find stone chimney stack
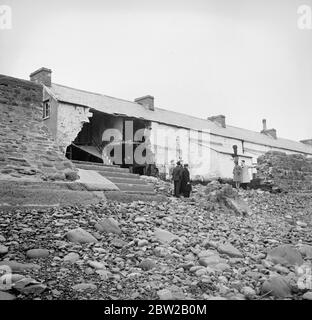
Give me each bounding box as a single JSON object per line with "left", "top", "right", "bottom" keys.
{"left": 30, "top": 67, "right": 52, "bottom": 87}
{"left": 135, "top": 95, "right": 154, "bottom": 111}
{"left": 208, "top": 115, "right": 226, "bottom": 128}
{"left": 261, "top": 119, "right": 277, "bottom": 139}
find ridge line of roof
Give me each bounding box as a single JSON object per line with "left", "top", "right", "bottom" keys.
{"left": 50, "top": 82, "right": 311, "bottom": 153}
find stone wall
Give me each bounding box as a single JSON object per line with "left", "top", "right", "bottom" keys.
{"left": 0, "top": 74, "right": 78, "bottom": 181}
{"left": 256, "top": 151, "right": 312, "bottom": 192}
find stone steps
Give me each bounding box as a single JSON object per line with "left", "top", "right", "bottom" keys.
{"left": 96, "top": 170, "right": 140, "bottom": 179}
{"left": 72, "top": 161, "right": 155, "bottom": 195}
{"left": 73, "top": 162, "right": 130, "bottom": 173}
{"left": 114, "top": 182, "right": 155, "bottom": 193}
{"left": 106, "top": 176, "right": 147, "bottom": 185}
{"left": 72, "top": 160, "right": 120, "bottom": 169}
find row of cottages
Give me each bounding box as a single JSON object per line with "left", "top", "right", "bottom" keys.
{"left": 29, "top": 67, "right": 312, "bottom": 181}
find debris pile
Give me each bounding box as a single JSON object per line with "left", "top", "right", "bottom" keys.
{"left": 257, "top": 151, "right": 312, "bottom": 192}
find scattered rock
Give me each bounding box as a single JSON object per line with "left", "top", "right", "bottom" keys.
{"left": 137, "top": 239, "right": 149, "bottom": 247}
{"left": 26, "top": 248, "right": 49, "bottom": 259}
{"left": 298, "top": 244, "right": 312, "bottom": 259}
{"left": 0, "top": 291, "right": 16, "bottom": 300}
{"left": 267, "top": 244, "right": 303, "bottom": 267}
{"left": 261, "top": 276, "right": 292, "bottom": 298}
{"left": 199, "top": 255, "right": 225, "bottom": 267}
{"left": 302, "top": 291, "right": 312, "bottom": 300}
{"left": 87, "top": 260, "right": 106, "bottom": 270}
{"left": 72, "top": 283, "right": 97, "bottom": 291}
{"left": 154, "top": 228, "right": 178, "bottom": 244}
{"left": 66, "top": 228, "right": 98, "bottom": 243}
{"left": 111, "top": 239, "right": 127, "bottom": 248}
{"left": 0, "top": 245, "right": 8, "bottom": 255}
{"left": 14, "top": 278, "right": 47, "bottom": 295}
{"left": 139, "top": 259, "right": 156, "bottom": 271}
{"left": 241, "top": 286, "right": 256, "bottom": 299}
{"left": 225, "top": 198, "right": 252, "bottom": 216}
{"left": 296, "top": 221, "right": 307, "bottom": 227}
{"left": 63, "top": 252, "right": 80, "bottom": 263}
{"left": 217, "top": 243, "right": 243, "bottom": 258}
{"left": 157, "top": 289, "right": 173, "bottom": 300}
{"left": 96, "top": 270, "right": 111, "bottom": 280}
{"left": 94, "top": 218, "right": 121, "bottom": 235}
{"left": 0, "top": 261, "right": 40, "bottom": 273}
{"left": 134, "top": 217, "right": 146, "bottom": 223}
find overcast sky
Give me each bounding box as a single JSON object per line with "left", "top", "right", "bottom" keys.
{"left": 1, "top": 0, "right": 311, "bottom": 141}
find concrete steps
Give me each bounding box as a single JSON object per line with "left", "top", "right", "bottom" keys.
{"left": 106, "top": 176, "right": 147, "bottom": 185}
{"left": 73, "top": 161, "right": 129, "bottom": 173}
{"left": 114, "top": 182, "right": 155, "bottom": 193}
{"left": 72, "top": 160, "right": 155, "bottom": 195}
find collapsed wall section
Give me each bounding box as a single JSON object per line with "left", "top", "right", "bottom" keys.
{"left": 0, "top": 74, "right": 78, "bottom": 181}
{"left": 56, "top": 102, "right": 93, "bottom": 152}
{"left": 257, "top": 151, "right": 312, "bottom": 192}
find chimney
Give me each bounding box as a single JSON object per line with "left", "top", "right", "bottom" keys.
{"left": 260, "top": 119, "right": 277, "bottom": 139}
{"left": 300, "top": 139, "right": 312, "bottom": 146}
{"left": 30, "top": 67, "right": 52, "bottom": 87}
{"left": 134, "top": 95, "right": 154, "bottom": 111}
{"left": 208, "top": 115, "right": 226, "bottom": 128}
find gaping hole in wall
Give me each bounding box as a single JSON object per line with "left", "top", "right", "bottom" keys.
{"left": 65, "top": 110, "right": 155, "bottom": 175}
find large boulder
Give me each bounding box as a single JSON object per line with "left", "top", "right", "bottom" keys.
{"left": 26, "top": 249, "right": 49, "bottom": 259}
{"left": 63, "top": 252, "right": 80, "bottom": 263}
{"left": 298, "top": 244, "right": 312, "bottom": 259}
{"left": 225, "top": 198, "right": 253, "bottom": 216}
{"left": 0, "top": 291, "right": 16, "bottom": 300}
{"left": 0, "top": 245, "right": 8, "bottom": 255}
{"left": 217, "top": 243, "right": 244, "bottom": 258}
{"left": 267, "top": 244, "right": 303, "bottom": 267}
{"left": 139, "top": 259, "right": 156, "bottom": 271}
{"left": 199, "top": 254, "right": 226, "bottom": 267}
{"left": 0, "top": 260, "right": 40, "bottom": 273}
{"left": 261, "top": 276, "right": 292, "bottom": 298}
{"left": 14, "top": 278, "right": 47, "bottom": 295}
{"left": 94, "top": 218, "right": 121, "bottom": 235}
{"left": 66, "top": 228, "right": 98, "bottom": 244}
{"left": 154, "top": 228, "right": 178, "bottom": 244}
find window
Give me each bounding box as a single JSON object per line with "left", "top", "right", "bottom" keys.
{"left": 43, "top": 101, "right": 50, "bottom": 119}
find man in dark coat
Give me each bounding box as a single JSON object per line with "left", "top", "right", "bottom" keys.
{"left": 181, "top": 164, "right": 191, "bottom": 197}
{"left": 172, "top": 161, "right": 183, "bottom": 197}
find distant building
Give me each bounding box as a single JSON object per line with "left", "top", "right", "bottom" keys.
{"left": 29, "top": 67, "right": 312, "bottom": 180}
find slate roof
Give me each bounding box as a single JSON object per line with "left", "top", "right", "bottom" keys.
{"left": 46, "top": 83, "right": 312, "bottom": 155}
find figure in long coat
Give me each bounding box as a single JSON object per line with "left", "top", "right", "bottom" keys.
{"left": 181, "top": 164, "right": 192, "bottom": 197}
{"left": 172, "top": 161, "right": 183, "bottom": 197}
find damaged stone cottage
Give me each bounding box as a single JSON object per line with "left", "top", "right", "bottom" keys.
{"left": 2, "top": 67, "right": 312, "bottom": 190}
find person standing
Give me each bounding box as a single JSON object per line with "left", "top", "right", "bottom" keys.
{"left": 233, "top": 159, "right": 242, "bottom": 189}
{"left": 168, "top": 160, "right": 175, "bottom": 181}
{"left": 181, "top": 164, "right": 192, "bottom": 197}
{"left": 172, "top": 161, "right": 183, "bottom": 197}
{"left": 240, "top": 160, "right": 251, "bottom": 189}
